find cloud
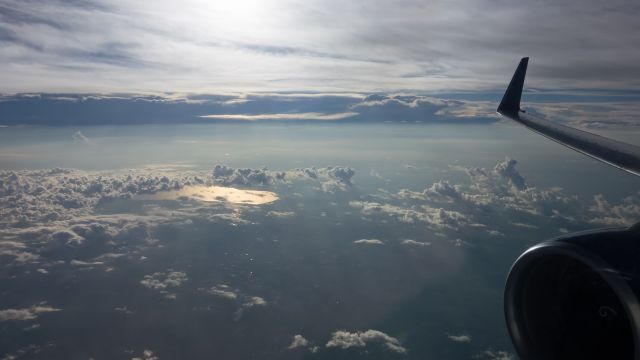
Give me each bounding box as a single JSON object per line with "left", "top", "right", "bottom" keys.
{"left": 242, "top": 296, "right": 267, "bottom": 308}
{"left": 267, "top": 211, "right": 295, "bottom": 218}
{"left": 204, "top": 284, "right": 238, "bottom": 300}
{"left": 0, "top": 344, "right": 44, "bottom": 360}
{"left": 493, "top": 158, "right": 526, "bottom": 191}
{"left": 140, "top": 271, "right": 187, "bottom": 299}
{"left": 132, "top": 349, "right": 159, "bottom": 360}
{"left": 589, "top": 193, "right": 640, "bottom": 226}
{"left": 211, "top": 165, "right": 355, "bottom": 191}
{"left": 288, "top": 334, "right": 310, "bottom": 349}
{"left": 0, "top": 305, "right": 61, "bottom": 321}
{"left": 72, "top": 130, "right": 91, "bottom": 144}
{"left": 351, "top": 94, "right": 499, "bottom": 122}
{"left": 401, "top": 239, "right": 431, "bottom": 246}
{"left": 353, "top": 239, "right": 384, "bottom": 245}
{"left": 200, "top": 112, "right": 358, "bottom": 121}
{"left": 69, "top": 259, "right": 104, "bottom": 267}
{"left": 354, "top": 157, "right": 640, "bottom": 234}
{"left": 524, "top": 101, "right": 640, "bottom": 130}
{"left": 0, "top": 241, "right": 40, "bottom": 263}
{"left": 447, "top": 334, "right": 472, "bottom": 343}
{"left": 3, "top": 91, "right": 639, "bottom": 128}
{"left": 1, "top": 0, "right": 639, "bottom": 93}
{"left": 201, "top": 283, "right": 268, "bottom": 318}
{"left": 483, "top": 350, "right": 515, "bottom": 360}
{"left": 350, "top": 200, "right": 474, "bottom": 230}
{"left": 326, "top": 329, "right": 407, "bottom": 354}
{"left": 0, "top": 167, "right": 246, "bottom": 268}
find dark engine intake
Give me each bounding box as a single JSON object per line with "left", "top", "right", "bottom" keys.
{"left": 505, "top": 223, "right": 640, "bottom": 360}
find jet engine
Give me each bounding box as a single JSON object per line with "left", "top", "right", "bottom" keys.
{"left": 504, "top": 223, "right": 640, "bottom": 359}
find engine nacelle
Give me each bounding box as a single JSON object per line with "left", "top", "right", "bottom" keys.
{"left": 505, "top": 223, "right": 640, "bottom": 359}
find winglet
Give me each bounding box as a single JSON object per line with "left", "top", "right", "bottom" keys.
{"left": 497, "top": 57, "right": 529, "bottom": 117}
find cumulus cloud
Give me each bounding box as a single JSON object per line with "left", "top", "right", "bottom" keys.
{"left": 354, "top": 157, "right": 640, "bottom": 233}
{"left": 204, "top": 284, "right": 238, "bottom": 300}
{"left": 0, "top": 241, "right": 40, "bottom": 263}
{"left": 493, "top": 158, "right": 526, "bottom": 191}
{"left": 0, "top": 167, "right": 241, "bottom": 267}
{"left": 140, "top": 271, "right": 187, "bottom": 299}
{"left": 353, "top": 239, "right": 385, "bottom": 245}
{"left": 132, "top": 349, "right": 159, "bottom": 360}
{"left": 0, "top": 305, "right": 61, "bottom": 322}
{"left": 350, "top": 200, "right": 474, "bottom": 230}
{"left": 451, "top": 158, "right": 639, "bottom": 226}
{"left": 288, "top": 334, "right": 310, "bottom": 349}
{"left": 0, "top": 163, "right": 355, "bottom": 272}
{"left": 326, "top": 329, "right": 407, "bottom": 354}
{"left": 242, "top": 296, "right": 267, "bottom": 308}
{"left": 211, "top": 165, "right": 355, "bottom": 191}
{"left": 201, "top": 283, "right": 268, "bottom": 318}
{"left": 589, "top": 193, "right": 640, "bottom": 226}
{"left": 0, "top": 167, "right": 205, "bottom": 232}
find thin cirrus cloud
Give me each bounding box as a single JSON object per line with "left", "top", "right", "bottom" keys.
{"left": 1, "top": 0, "right": 639, "bottom": 93}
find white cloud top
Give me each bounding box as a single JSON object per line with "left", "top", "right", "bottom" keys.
{"left": 326, "top": 329, "right": 407, "bottom": 354}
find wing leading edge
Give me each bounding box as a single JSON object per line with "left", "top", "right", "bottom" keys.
{"left": 497, "top": 57, "right": 640, "bottom": 177}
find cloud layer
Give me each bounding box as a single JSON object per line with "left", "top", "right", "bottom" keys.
{"left": 1, "top": 0, "right": 639, "bottom": 93}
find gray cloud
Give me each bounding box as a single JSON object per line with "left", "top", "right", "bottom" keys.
{"left": 350, "top": 200, "right": 475, "bottom": 230}
{"left": 401, "top": 239, "right": 431, "bottom": 246}
{"left": 242, "top": 296, "right": 267, "bottom": 308}
{"left": 132, "top": 349, "right": 159, "bottom": 360}
{"left": 140, "top": 271, "right": 188, "bottom": 299}
{"left": 354, "top": 157, "right": 640, "bottom": 235}
{"left": 200, "top": 283, "right": 268, "bottom": 319}
{"left": 589, "top": 193, "right": 640, "bottom": 226}
{"left": 525, "top": 101, "right": 640, "bottom": 130}
{"left": 447, "top": 334, "right": 472, "bottom": 343}
{"left": 288, "top": 334, "right": 310, "bottom": 349}
{"left": 353, "top": 239, "right": 385, "bottom": 245}
{"left": 0, "top": 305, "right": 61, "bottom": 322}
{"left": 483, "top": 349, "right": 515, "bottom": 360}
{"left": 1, "top": 0, "right": 638, "bottom": 93}
{"left": 211, "top": 165, "right": 355, "bottom": 191}
{"left": 326, "top": 329, "right": 407, "bottom": 354}
{"left": 71, "top": 130, "right": 91, "bottom": 144}
{"left": 203, "top": 284, "right": 238, "bottom": 300}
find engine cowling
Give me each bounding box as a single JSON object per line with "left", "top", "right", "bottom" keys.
{"left": 505, "top": 223, "right": 640, "bottom": 360}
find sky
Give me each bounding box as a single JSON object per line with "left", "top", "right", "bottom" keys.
{"left": 2, "top": 1, "right": 640, "bottom": 359}
{"left": 1, "top": 0, "right": 640, "bottom": 94}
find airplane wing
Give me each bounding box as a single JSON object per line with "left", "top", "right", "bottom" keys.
{"left": 497, "top": 57, "right": 640, "bottom": 177}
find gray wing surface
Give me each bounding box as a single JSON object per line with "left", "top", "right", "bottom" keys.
{"left": 497, "top": 57, "right": 640, "bottom": 177}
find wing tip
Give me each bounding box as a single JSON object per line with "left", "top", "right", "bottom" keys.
{"left": 497, "top": 57, "right": 529, "bottom": 117}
